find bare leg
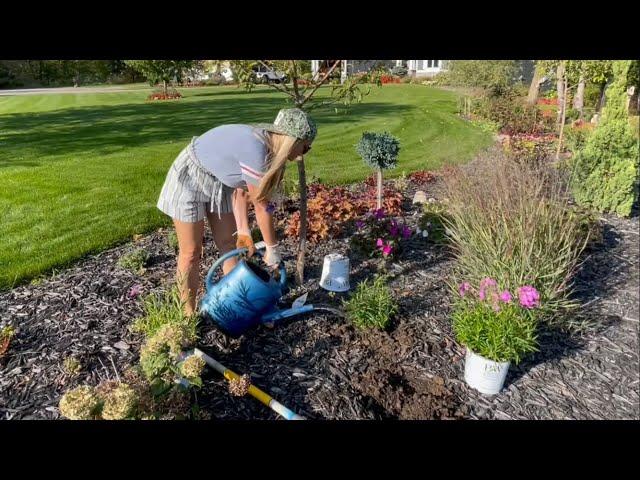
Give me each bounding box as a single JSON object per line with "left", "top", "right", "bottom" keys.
{"left": 206, "top": 211, "right": 239, "bottom": 275}
{"left": 173, "top": 218, "right": 205, "bottom": 316}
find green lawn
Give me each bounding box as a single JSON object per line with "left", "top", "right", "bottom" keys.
{"left": 0, "top": 84, "right": 492, "bottom": 289}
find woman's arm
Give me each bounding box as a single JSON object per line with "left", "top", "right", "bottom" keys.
{"left": 246, "top": 183, "right": 277, "bottom": 246}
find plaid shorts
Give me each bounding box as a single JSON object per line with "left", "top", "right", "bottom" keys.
{"left": 157, "top": 140, "right": 235, "bottom": 223}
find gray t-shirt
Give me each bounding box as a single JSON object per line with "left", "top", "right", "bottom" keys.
{"left": 192, "top": 124, "right": 269, "bottom": 189}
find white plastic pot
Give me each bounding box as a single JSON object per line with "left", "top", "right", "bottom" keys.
{"left": 319, "top": 253, "right": 350, "bottom": 292}
{"left": 464, "top": 348, "right": 510, "bottom": 395}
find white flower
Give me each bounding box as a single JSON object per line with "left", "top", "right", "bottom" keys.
{"left": 422, "top": 230, "right": 429, "bottom": 238}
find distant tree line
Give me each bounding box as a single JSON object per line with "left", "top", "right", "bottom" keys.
{"left": 0, "top": 60, "right": 146, "bottom": 88}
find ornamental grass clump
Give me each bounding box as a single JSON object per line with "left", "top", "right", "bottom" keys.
{"left": 132, "top": 284, "right": 198, "bottom": 339}
{"left": 453, "top": 278, "right": 540, "bottom": 363}
{"left": 444, "top": 149, "right": 590, "bottom": 327}
{"left": 343, "top": 274, "right": 398, "bottom": 330}
{"left": 356, "top": 131, "right": 401, "bottom": 210}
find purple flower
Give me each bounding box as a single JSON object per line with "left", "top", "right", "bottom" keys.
{"left": 374, "top": 208, "right": 386, "bottom": 220}
{"left": 266, "top": 202, "right": 276, "bottom": 214}
{"left": 355, "top": 220, "right": 365, "bottom": 230}
{"left": 517, "top": 286, "right": 540, "bottom": 309}
{"left": 401, "top": 225, "right": 412, "bottom": 239}
{"left": 459, "top": 282, "right": 471, "bottom": 297}
{"left": 389, "top": 220, "right": 399, "bottom": 237}
{"left": 499, "top": 290, "right": 512, "bottom": 303}
{"left": 478, "top": 289, "right": 486, "bottom": 301}
{"left": 128, "top": 284, "right": 143, "bottom": 299}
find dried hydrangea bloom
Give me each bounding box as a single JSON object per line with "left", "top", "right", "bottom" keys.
{"left": 228, "top": 374, "right": 251, "bottom": 397}
{"left": 180, "top": 355, "right": 206, "bottom": 381}
{"left": 59, "top": 385, "right": 101, "bottom": 420}
{"left": 100, "top": 383, "right": 138, "bottom": 420}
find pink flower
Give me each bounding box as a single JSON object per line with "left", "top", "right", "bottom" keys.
{"left": 128, "top": 284, "right": 143, "bottom": 298}
{"left": 459, "top": 282, "right": 471, "bottom": 297}
{"left": 374, "top": 208, "right": 385, "bottom": 220}
{"left": 479, "top": 277, "right": 497, "bottom": 302}
{"left": 517, "top": 285, "right": 540, "bottom": 309}
{"left": 499, "top": 290, "right": 512, "bottom": 303}
{"left": 382, "top": 243, "right": 393, "bottom": 256}
{"left": 376, "top": 238, "right": 384, "bottom": 248}
{"left": 480, "top": 277, "right": 497, "bottom": 289}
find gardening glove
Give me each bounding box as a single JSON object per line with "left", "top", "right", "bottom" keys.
{"left": 264, "top": 243, "right": 282, "bottom": 270}
{"left": 235, "top": 229, "right": 255, "bottom": 258}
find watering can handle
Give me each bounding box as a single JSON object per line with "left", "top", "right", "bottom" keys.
{"left": 204, "top": 247, "right": 287, "bottom": 291}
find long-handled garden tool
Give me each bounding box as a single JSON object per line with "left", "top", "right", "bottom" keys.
{"left": 186, "top": 348, "right": 305, "bottom": 420}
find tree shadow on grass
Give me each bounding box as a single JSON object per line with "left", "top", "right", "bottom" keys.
{"left": 0, "top": 95, "right": 411, "bottom": 168}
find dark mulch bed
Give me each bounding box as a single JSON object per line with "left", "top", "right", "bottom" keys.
{"left": 1, "top": 178, "right": 638, "bottom": 420}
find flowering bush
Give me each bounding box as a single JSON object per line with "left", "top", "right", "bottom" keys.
{"left": 349, "top": 208, "right": 412, "bottom": 259}
{"left": 444, "top": 150, "right": 589, "bottom": 327}
{"left": 147, "top": 87, "right": 182, "bottom": 100}
{"left": 380, "top": 74, "right": 402, "bottom": 84}
{"left": 453, "top": 277, "right": 540, "bottom": 363}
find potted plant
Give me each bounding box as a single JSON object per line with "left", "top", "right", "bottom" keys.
{"left": 356, "top": 131, "right": 400, "bottom": 210}
{"left": 452, "top": 278, "right": 540, "bottom": 394}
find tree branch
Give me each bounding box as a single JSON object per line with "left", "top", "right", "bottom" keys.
{"left": 301, "top": 60, "right": 341, "bottom": 106}
{"left": 258, "top": 60, "right": 294, "bottom": 98}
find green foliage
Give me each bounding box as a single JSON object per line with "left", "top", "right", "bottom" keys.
{"left": 343, "top": 275, "right": 398, "bottom": 330}
{"left": 471, "top": 94, "right": 554, "bottom": 135}
{"left": 571, "top": 61, "right": 640, "bottom": 217}
{"left": 117, "top": 248, "right": 150, "bottom": 274}
{"left": 355, "top": 131, "right": 401, "bottom": 170}
{"left": 452, "top": 301, "right": 538, "bottom": 364}
{"left": 442, "top": 60, "right": 522, "bottom": 95}
{"left": 418, "top": 201, "right": 450, "bottom": 244}
{"left": 124, "top": 60, "right": 196, "bottom": 87}
{"left": 63, "top": 356, "right": 82, "bottom": 376}
{"left": 444, "top": 151, "right": 589, "bottom": 326}
{"left": 132, "top": 286, "right": 198, "bottom": 339}
{"left": 167, "top": 231, "right": 179, "bottom": 252}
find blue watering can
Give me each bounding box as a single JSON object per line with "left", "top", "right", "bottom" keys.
{"left": 199, "top": 247, "right": 314, "bottom": 337}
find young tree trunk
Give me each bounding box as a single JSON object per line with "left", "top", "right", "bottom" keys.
{"left": 376, "top": 169, "right": 383, "bottom": 210}
{"left": 296, "top": 157, "right": 307, "bottom": 286}
{"left": 526, "top": 64, "right": 542, "bottom": 105}
{"left": 556, "top": 62, "right": 566, "bottom": 126}
{"left": 163, "top": 80, "right": 168, "bottom": 96}
{"left": 573, "top": 75, "right": 585, "bottom": 118}
{"left": 555, "top": 78, "right": 569, "bottom": 161}
{"left": 596, "top": 82, "right": 607, "bottom": 113}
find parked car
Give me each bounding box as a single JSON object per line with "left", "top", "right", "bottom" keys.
{"left": 252, "top": 65, "right": 287, "bottom": 84}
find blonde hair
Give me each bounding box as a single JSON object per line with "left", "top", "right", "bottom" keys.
{"left": 253, "top": 131, "right": 300, "bottom": 203}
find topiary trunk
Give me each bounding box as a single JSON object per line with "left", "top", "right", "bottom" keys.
{"left": 377, "top": 168, "right": 383, "bottom": 210}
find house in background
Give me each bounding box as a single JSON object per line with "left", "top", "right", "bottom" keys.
{"left": 311, "top": 60, "right": 447, "bottom": 81}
